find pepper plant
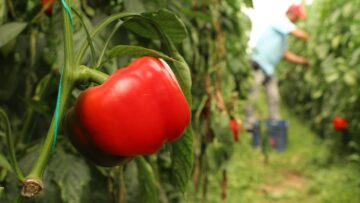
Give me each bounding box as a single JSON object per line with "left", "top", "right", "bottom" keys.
{"left": 0, "top": 0, "right": 195, "bottom": 202}
{"left": 278, "top": 0, "right": 360, "bottom": 157}
{"left": 0, "top": 0, "right": 252, "bottom": 202}
{"left": 168, "top": 0, "right": 252, "bottom": 201}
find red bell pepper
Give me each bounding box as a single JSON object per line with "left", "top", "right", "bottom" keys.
{"left": 229, "top": 119, "right": 239, "bottom": 142}
{"left": 332, "top": 116, "right": 348, "bottom": 131}
{"left": 66, "top": 57, "right": 190, "bottom": 165}
{"left": 269, "top": 138, "right": 276, "bottom": 147}
{"left": 42, "top": 0, "right": 55, "bottom": 15}
{"left": 66, "top": 110, "right": 132, "bottom": 167}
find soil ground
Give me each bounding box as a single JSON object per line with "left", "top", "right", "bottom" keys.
{"left": 187, "top": 108, "right": 360, "bottom": 203}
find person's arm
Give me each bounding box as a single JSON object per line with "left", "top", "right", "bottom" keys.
{"left": 290, "top": 28, "right": 309, "bottom": 41}
{"left": 283, "top": 51, "right": 309, "bottom": 65}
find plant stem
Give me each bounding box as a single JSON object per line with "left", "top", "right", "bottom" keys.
{"left": 118, "top": 166, "right": 127, "bottom": 203}
{"left": 30, "top": 0, "right": 54, "bottom": 24}
{"left": 96, "top": 21, "right": 124, "bottom": 69}
{"left": 17, "top": 73, "right": 55, "bottom": 147}
{"left": 77, "top": 65, "right": 109, "bottom": 84}
{"left": 70, "top": 8, "right": 97, "bottom": 67}
{"left": 26, "top": 89, "right": 71, "bottom": 178}
{"left": 0, "top": 109, "right": 24, "bottom": 182}
{"left": 75, "top": 12, "right": 138, "bottom": 66}
{"left": 23, "top": 0, "right": 76, "bottom": 196}
{"left": 6, "top": 0, "right": 16, "bottom": 18}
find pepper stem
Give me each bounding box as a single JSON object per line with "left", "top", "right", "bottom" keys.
{"left": 23, "top": 0, "right": 76, "bottom": 195}
{"left": 21, "top": 178, "right": 44, "bottom": 197}
{"left": 77, "top": 65, "right": 109, "bottom": 84}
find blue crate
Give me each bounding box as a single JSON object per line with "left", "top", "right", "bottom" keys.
{"left": 251, "top": 120, "right": 261, "bottom": 147}
{"left": 267, "top": 120, "right": 288, "bottom": 152}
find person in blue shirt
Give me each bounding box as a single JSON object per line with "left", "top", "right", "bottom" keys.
{"left": 247, "top": 5, "right": 309, "bottom": 150}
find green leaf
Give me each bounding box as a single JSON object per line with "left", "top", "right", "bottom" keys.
{"left": 168, "top": 50, "right": 192, "bottom": 104}
{"left": 124, "top": 12, "right": 192, "bottom": 103}
{"left": 81, "top": 0, "right": 95, "bottom": 17}
{"left": 311, "top": 89, "right": 323, "bottom": 99}
{"left": 49, "top": 149, "right": 91, "bottom": 203}
{"left": 124, "top": 0, "right": 146, "bottom": 12}
{"left": 343, "top": 71, "right": 356, "bottom": 86}
{"left": 0, "top": 154, "right": 12, "bottom": 172}
{"left": 75, "top": 12, "right": 137, "bottom": 65}
{"left": 107, "top": 45, "right": 176, "bottom": 62}
{"left": 136, "top": 157, "right": 159, "bottom": 203}
{"left": 0, "top": 0, "right": 6, "bottom": 25}
{"left": 124, "top": 161, "right": 141, "bottom": 203}
{"left": 132, "top": 15, "right": 195, "bottom": 193}
{"left": 342, "top": 2, "right": 353, "bottom": 18}
{"left": 80, "top": 168, "right": 111, "bottom": 203}
{"left": 331, "top": 35, "right": 341, "bottom": 49}
{"left": 0, "top": 168, "right": 6, "bottom": 182}
{"left": 27, "top": 99, "right": 50, "bottom": 115}
{"left": 0, "top": 108, "right": 24, "bottom": 181}
{"left": 207, "top": 108, "right": 234, "bottom": 171}
{"left": 71, "top": 8, "right": 97, "bottom": 67}
{"left": 19, "top": 146, "right": 40, "bottom": 175}
{"left": 0, "top": 186, "right": 3, "bottom": 198}
{"left": 349, "top": 48, "right": 360, "bottom": 66}
{"left": 347, "top": 154, "right": 360, "bottom": 162}
{"left": 325, "top": 72, "right": 339, "bottom": 83}
{"left": 0, "top": 22, "right": 27, "bottom": 47}
{"left": 124, "top": 9, "right": 187, "bottom": 44}
{"left": 96, "top": 21, "right": 124, "bottom": 69}
{"left": 315, "top": 44, "right": 329, "bottom": 60}
{"left": 34, "top": 178, "right": 62, "bottom": 203}
{"left": 244, "top": 0, "right": 253, "bottom": 8}
{"left": 172, "top": 2, "right": 212, "bottom": 23}
{"left": 171, "top": 126, "right": 194, "bottom": 193}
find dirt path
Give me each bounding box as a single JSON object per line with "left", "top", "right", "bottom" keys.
{"left": 187, "top": 108, "right": 360, "bottom": 203}
{"left": 261, "top": 170, "right": 307, "bottom": 194}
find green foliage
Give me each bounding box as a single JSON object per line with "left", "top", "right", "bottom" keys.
{"left": 135, "top": 157, "right": 159, "bottom": 203}
{"left": 0, "top": 22, "right": 27, "bottom": 47}
{"left": 169, "top": 0, "right": 252, "bottom": 199}
{"left": 207, "top": 108, "right": 234, "bottom": 171}
{"left": 49, "top": 149, "right": 91, "bottom": 203}
{"left": 124, "top": 157, "right": 162, "bottom": 203}
{"left": 0, "top": 154, "right": 12, "bottom": 173}
{"left": 0, "top": 0, "right": 251, "bottom": 202}
{"left": 243, "top": 0, "right": 253, "bottom": 8}
{"left": 278, "top": 0, "right": 360, "bottom": 155}
{"left": 123, "top": 9, "right": 195, "bottom": 193}
{"left": 171, "top": 127, "right": 194, "bottom": 193}
{"left": 188, "top": 108, "right": 360, "bottom": 202}
{"left": 124, "top": 9, "right": 188, "bottom": 44}
{"left": 107, "top": 45, "right": 175, "bottom": 62}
